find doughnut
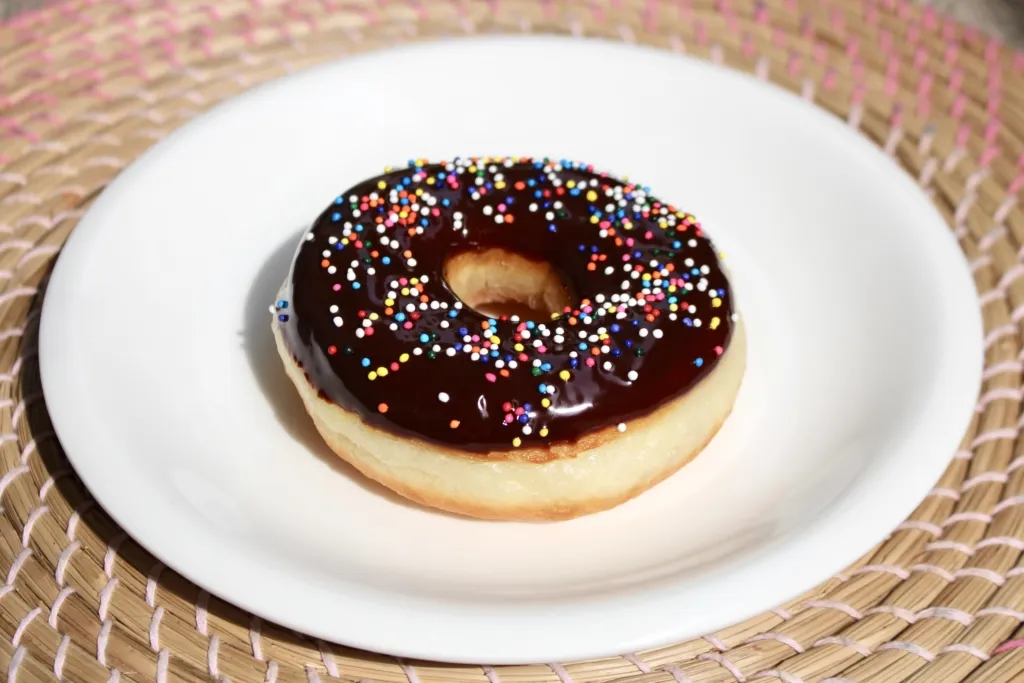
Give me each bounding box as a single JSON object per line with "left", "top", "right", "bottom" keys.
{"left": 272, "top": 156, "right": 746, "bottom": 521}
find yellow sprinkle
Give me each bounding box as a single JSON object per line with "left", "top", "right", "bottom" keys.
{"left": 341, "top": 238, "right": 349, "bottom": 245}
{"left": 512, "top": 437, "right": 522, "bottom": 448}
{"left": 670, "top": 304, "right": 678, "bottom": 312}
{"left": 566, "top": 180, "right": 576, "bottom": 188}
{"left": 401, "top": 287, "right": 410, "bottom": 296}
{"left": 514, "top": 343, "right": 524, "bottom": 352}
{"left": 377, "top": 180, "right": 386, "bottom": 189}
{"left": 377, "top": 367, "right": 388, "bottom": 377}
{"left": 384, "top": 298, "right": 395, "bottom": 307}
{"left": 469, "top": 165, "right": 477, "bottom": 173}
{"left": 586, "top": 190, "right": 597, "bottom": 201}
{"left": 368, "top": 372, "right": 377, "bottom": 380}
{"left": 712, "top": 297, "right": 722, "bottom": 308}
{"left": 426, "top": 177, "right": 436, "bottom": 185}
{"left": 495, "top": 181, "right": 506, "bottom": 189}
{"left": 539, "top": 427, "right": 549, "bottom": 437}
{"left": 541, "top": 398, "right": 551, "bottom": 408}
{"left": 399, "top": 353, "right": 410, "bottom": 363}
{"left": 384, "top": 165, "right": 393, "bottom": 172}
{"left": 490, "top": 335, "right": 500, "bottom": 345}
{"left": 410, "top": 278, "right": 419, "bottom": 285}
{"left": 658, "top": 219, "right": 668, "bottom": 228}
{"left": 711, "top": 317, "right": 721, "bottom": 330}
{"left": 559, "top": 370, "right": 571, "bottom": 381}
{"left": 369, "top": 312, "right": 379, "bottom": 321}
{"left": 590, "top": 215, "right": 600, "bottom": 224}
{"left": 668, "top": 285, "right": 676, "bottom": 293}
{"left": 642, "top": 273, "right": 651, "bottom": 280}
{"left": 416, "top": 188, "right": 424, "bottom": 196}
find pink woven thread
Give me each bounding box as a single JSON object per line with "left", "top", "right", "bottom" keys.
{"left": 621, "top": 653, "right": 650, "bottom": 673}
{"left": 698, "top": 651, "right": 745, "bottom": 681}
{"left": 662, "top": 664, "right": 693, "bottom": 683}
{"left": 876, "top": 641, "right": 936, "bottom": 662}
{"left": 548, "top": 662, "right": 573, "bottom": 683}
{"left": 482, "top": 665, "right": 502, "bottom": 683}
{"left": 319, "top": 641, "right": 340, "bottom": 678}
{"left": 994, "top": 640, "right": 1024, "bottom": 654}
{"left": 53, "top": 634, "right": 70, "bottom": 679}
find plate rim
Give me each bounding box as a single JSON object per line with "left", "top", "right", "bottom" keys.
{"left": 38, "top": 34, "right": 984, "bottom": 664}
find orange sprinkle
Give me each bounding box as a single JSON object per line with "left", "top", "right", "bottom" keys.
{"left": 320, "top": 259, "right": 330, "bottom": 268}
{"left": 586, "top": 263, "right": 596, "bottom": 271}
{"left": 500, "top": 369, "right": 510, "bottom": 377}
{"left": 450, "top": 420, "right": 460, "bottom": 429}
{"left": 384, "top": 307, "right": 394, "bottom": 316}
{"left": 514, "top": 181, "right": 526, "bottom": 190}
{"left": 591, "top": 348, "right": 601, "bottom": 355}
{"left": 378, "top": 403, "right": 388, "bottom": 413}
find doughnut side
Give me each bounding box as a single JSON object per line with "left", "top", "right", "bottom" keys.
{"left": 272, "top": 309, "right": 746, "bottom": 521}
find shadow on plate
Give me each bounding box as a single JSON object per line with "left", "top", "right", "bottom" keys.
{"left": 241, "top": 228, "right": 463, "bottom": 518}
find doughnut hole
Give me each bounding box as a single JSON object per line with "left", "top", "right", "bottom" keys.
{"left": 443, "top": 248, "right": 575, "bottom": 320}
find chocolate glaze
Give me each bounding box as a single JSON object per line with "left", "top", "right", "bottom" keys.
{"left": 277, "top": 158, "right": 735, "bottom": 453}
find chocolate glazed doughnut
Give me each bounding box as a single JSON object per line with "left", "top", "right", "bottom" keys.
{"left": 272, "top": 157, "right": 746, "bottom": 520}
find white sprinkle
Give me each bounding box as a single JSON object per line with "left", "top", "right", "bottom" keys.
{"left": 333, "top": 316, "right": 344, "bottom": 327}
{"left": 653, "top": 329, "right": 664, "bottom": 339}
{"left": 438, "top": 392, "right": 450, "bottom": 403}
{"left": 627, "top": 370, "right": 638, "bottom": 381}
{"left": 330, "top": 305, "right": 339, "bottom": 313}
{"left": 617, "top": 423, "right": 627, "bottom": 432}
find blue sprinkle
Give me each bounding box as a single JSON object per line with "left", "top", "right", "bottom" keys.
{"left": 382, "top": 256, "right": 391, "bottom": 265}
{"left": 578, "top": 342, "right": 587, "bottom": 351}
{"left": 276, "top": 300, "right": 288, "bottom": 309}
{"left": 361, "top": 358, "right": 371, "bottom": 367}
{"left": 527, "top": 321, "right": 536, "bottom": 329}
{"left": 402, "top": 177, "right": 411, "bottom": 185}
{"left": 395, "top": 313, "right": 405, "bottom": 321}
{"left": 538, "top": 384, "right": 547, "bottom": 393}
{"left": 355, "top": 225, "right": 364, "bottom": 232}
{"left": 334, "top": 197, "right": 344, "bottom": 204}
{"left": 695, "top": 358, "right": 704, "bottom": 367}
{"left": 683, "top": 318, "right": 693, "bottom": 327}
{"left": 673, "top": 241, "right": 681, "bottom": 249}
{"left": 458, "top": 327, "right": 469, "bottom": 335}
{"left": 612, "top": 348, "right": 622, "bottom": 357}
{"left": 548, "top": 225, "right": 557, "bottom": 233}
{"left": 277, "top": 314, "right": 289, "bottom": 322}
{"left": 518, "top": 414, "right": 529, "bottom": 424}
{"left": 442, "top": 198, "right": 451, "bottom": 207}
{"left": 455, "top": 343, "right": 464, "bottom": 351}
{"left": 419, "top": 333, "right": 430, "bottom": 343}
{"left": 610, "top": 323, "right": 620, "bottom": 333}
{"left": 490, "top": 350, "right": 500, "bottom": 357}
{"left": 569, "top": 358, "right": 579, "bottom": 369}
{"left": 541, "top": 362, "right": 552, "bottom": 371}
{"left": 334, "top": 242, "right": 344, "bottom": 251}
{"left": 400, "top": 198, "right": 409, "bottom": 205}
{"left": 448, "top": 310, "right": 458, "bottom": 318}
{"left": 331, "top": 212, "right": 341, "bottom": 221}
{"left": 507, "top": 197, "right": 515, "bottom": 204}
{"left": 420, "top": 218, "right": 429, "bottom": 227}
{"left": 524, "top": 403, "right": 533, "bottom": 411}
{"left": 591, "top": 245, "right": 599, "bottom": 253}
{"left": 625, "top": 340, "right": 633, "bottom": 348}
{"left": 632, "top": 320, "right": 640, "bottom": 326}
{"left": 352, "top": 282, "right": 361, "bottom": 290}
{"left": 578, "top": 245, "right": 586, "bottom": 252}
{"left": 504, "top": 354, "right": 514, "bottom": 362}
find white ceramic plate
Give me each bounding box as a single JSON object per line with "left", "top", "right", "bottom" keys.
{"left": 40, "top": 35, "right": 983, "bottom": 664}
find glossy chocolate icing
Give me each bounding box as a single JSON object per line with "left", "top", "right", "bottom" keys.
{"left": 277, "top": 157, "right": 735, "bottom": 453}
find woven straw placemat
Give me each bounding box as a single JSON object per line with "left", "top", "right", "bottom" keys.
{"left": 2, "top": 0, "right": 1024, "bottom": 681}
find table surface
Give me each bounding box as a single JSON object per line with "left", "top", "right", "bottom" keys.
{"left": 1, "top": 0, "right": 1023, "bottom": 46}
